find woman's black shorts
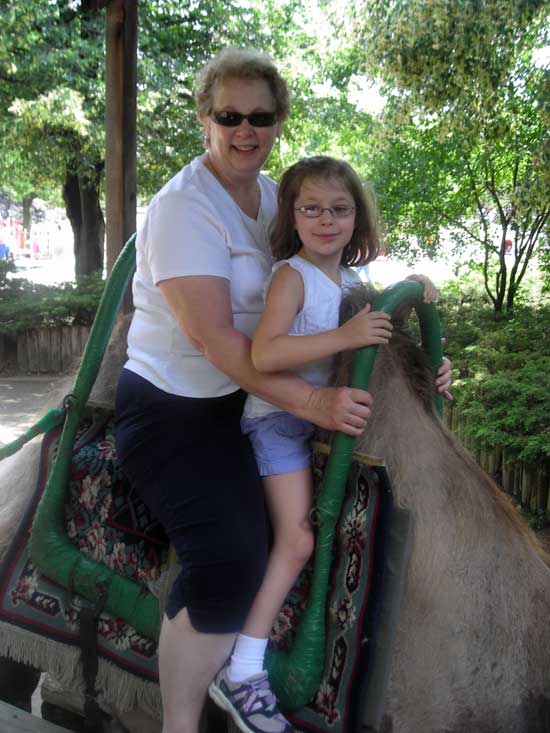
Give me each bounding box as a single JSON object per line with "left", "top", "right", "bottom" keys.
{"left": 114, "top": 368, "right": 268, "bottom": 633}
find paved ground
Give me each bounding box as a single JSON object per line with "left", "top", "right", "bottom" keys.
{"left": 0, "top": 375, "right": 68, "bottom": 447}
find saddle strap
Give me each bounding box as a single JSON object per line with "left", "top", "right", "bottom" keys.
{"left": 78, "top": 581, "right": 109, "bottom": 732}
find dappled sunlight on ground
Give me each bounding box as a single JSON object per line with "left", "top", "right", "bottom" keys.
{"left": 0, "top": 378, "right": 63, "bottom": 446}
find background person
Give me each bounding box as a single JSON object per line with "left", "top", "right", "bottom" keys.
{"left": 0, "top": 224, "right": 11, "bottom": 260}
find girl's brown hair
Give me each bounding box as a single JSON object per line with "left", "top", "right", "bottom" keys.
{"left": 270, "top": 156, "right": 381, "bottom": 267}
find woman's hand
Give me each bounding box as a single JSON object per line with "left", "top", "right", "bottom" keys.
{"left": 304, "top": 385, "right": 373, "bottom": 436}
{"left": 437, "top": 357, "right": 453, "bottom": 401}
{"left": 340, "top": 303, "right": 393, "bottom": 349}
{"left": 406, "top": 273, "right": 439, "bottom": 303}
{"left": 399, "top": 275, "right": 452, "bottom": 399}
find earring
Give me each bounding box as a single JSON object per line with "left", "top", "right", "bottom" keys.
{"left": 203, "top": 134, "right": 210, "bottom": 147}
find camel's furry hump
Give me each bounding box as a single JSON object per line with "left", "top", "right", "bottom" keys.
{"left": 0, "top": 314, "right": 132, "bottom": 563}
{"left": 338, "top": 284, "right": 550, "bottom": 733}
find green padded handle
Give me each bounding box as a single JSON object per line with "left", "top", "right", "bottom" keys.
{"left": 30, "top": 234, "right": 160, "bottom": 641}
{"left": 268, "top": 280, "right": 443, "bottom": 709}
{"left": 0, "top": 408, "right": 65, "bottom": 461}
{"left": 28, "top": 268, "right": 443, "bottom": 661}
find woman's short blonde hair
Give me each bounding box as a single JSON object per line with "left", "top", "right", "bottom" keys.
{"left": 195, "top": 47, "right": 290, "bottom": 122}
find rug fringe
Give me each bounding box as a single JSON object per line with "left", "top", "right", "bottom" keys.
{"left": 0, "top": 620, "right": 161, "bottom": 718}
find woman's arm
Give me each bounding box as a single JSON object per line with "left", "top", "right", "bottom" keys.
{"left": 251, "top": 266, "right": 393, "bottom": 373}
{"left": 158, "top": 275, "right": 372, "bottom": 435}
{"left": 406, "top": 273, "right": 439, "bottom": 303}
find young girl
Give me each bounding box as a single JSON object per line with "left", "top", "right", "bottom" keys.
{"left": 209, "top": 156, "right": 437, "bottom": 733}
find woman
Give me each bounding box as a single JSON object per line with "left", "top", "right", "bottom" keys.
{"left": 115, "top": 47, "right": 451, "bottom": 733}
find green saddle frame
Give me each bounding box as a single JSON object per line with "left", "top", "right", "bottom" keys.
{"left": 17, "top": 234, "right": 442, "bottom": 707}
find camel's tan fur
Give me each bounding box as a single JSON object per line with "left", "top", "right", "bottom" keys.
{"left": 0, "top": 374, "right": 74, "bottom": 559}
{"left": 338, "top": 285, "right": 550, "bottom": 732}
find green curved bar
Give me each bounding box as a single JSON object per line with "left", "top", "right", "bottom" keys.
{"left": 30, "top": 234, "right": 161, "bottom": 641}
{"left": 0, "top": 408, "right": 65, "bottom": 461}
{"left": 267, "top": 280, "right": 443, "bottom": 709}
{"left": 28, "top": 268, "right": 442, "bottom": 665}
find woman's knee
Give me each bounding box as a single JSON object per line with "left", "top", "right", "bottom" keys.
{"left": 215, "top": 533, "right": 268, "bottom": 589}
{"left": 169, "top": 531, "right": 268, "bottom": 632}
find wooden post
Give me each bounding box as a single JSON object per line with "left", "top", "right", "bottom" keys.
{"left": 105, "top": 0, "right": 137, "bottom": 302}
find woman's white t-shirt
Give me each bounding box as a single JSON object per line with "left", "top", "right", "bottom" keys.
{"left": 125, "top": 154, "right": 277, "bottom": 397}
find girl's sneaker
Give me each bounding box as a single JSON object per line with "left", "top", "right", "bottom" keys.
{"left": 208, "top": 666, "right": 294, "bottom": 733}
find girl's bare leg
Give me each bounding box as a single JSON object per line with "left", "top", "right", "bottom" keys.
{"left": 159, "top": 608, "right": 235, "bottom": 733}
{"left": 241, "top": 468, "right": 314, "bottom": 639}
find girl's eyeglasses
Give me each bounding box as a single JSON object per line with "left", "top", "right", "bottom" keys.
{"left": 210, "top": 110, "right": 277, "bottom": 128}
{"left": 294, "top": 205, "right": 356, "bottom": 219}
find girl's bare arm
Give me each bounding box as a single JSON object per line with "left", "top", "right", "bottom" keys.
{"left": 158, "top": 275, "right": 372, "bottom": 436}
{"left": 251, "top": 266, "right": 392, "bottom": 373}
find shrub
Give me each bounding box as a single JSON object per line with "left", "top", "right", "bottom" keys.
{"left": 0, "top": 273, "right": 105, "bottom": 336}
{"left": 0, "top": 258, "right": 16, "bottom": 286}
{"left": 438, "top": 282, "right": 550, "bottom": 464}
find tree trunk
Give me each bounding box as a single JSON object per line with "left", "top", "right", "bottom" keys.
{"left": 105, "top": 0, "right": 137, "bottom": 277}
{"left": 22, "top": 197, "right": 33, "bottom": 238}
{"left": 63, "top": 166, "right": 105, "bottom": 280}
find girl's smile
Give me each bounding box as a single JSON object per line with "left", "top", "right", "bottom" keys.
{"left": 293, "top": 177, "right": 356, "bottom": 279}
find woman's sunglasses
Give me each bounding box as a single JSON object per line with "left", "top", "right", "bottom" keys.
{"left": 210, "top": 110, "right": 277, "bottom": 128}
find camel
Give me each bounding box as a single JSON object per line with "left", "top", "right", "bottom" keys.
{"left": 1, "top": 284, "right": 549, "bottom": 732}
{"left": 336, "top": 286, "right": 550, "bottom": 732}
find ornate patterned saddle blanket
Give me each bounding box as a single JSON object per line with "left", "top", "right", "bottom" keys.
{"left": 0, "top": 413, "right": 397, "bottom": 733}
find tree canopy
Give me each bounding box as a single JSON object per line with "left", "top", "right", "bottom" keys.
{"left": 0, "top": 0, "right": 548, "bottom": 300}
{"left": 346, "top": 0, "right": 550, "bottom": 313}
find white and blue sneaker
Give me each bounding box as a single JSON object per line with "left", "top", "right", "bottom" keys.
{"left": 208, "top": 666, "right": 294, "bottom": 733}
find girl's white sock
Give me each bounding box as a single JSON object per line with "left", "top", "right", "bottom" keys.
{"left": 228, "top": 633, "right": 269, "bottom": 682}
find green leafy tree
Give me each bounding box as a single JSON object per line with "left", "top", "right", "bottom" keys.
{"left": 346, "top": 0, "right": 550, "bottom": 314}
{"left": 0, "top": 0, "right": 106, "bottom": 279}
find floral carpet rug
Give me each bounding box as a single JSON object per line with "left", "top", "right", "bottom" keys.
{"left": 0, "top": 416, "right": 166, "bottom": 684}
{"left": 0, "top": 416, "right": 392, "bottom": 732}
{"left": 274, "top": 454, "right": 393, "bottom": 733}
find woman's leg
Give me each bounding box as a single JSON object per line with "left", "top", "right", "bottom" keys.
{"left": 159, "top": 609, "right": 235, "bottom": 733}
{"left": 115, "top": 376, "right": 268, "bottom": 733}
{"left": 151, "top": 451, "right": 268, "bottom": 733}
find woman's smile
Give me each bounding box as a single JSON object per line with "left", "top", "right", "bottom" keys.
{"left": 232, "top": 143, "right": 259, "bottom": 154}
{"left": 202, "top": 77, "right": 279, "bottom": 183}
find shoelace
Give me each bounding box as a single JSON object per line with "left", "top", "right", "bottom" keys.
{"left": 240, "top": 677, "right": 277, "bottom": 715}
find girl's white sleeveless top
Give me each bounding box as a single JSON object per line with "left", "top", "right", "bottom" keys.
{"left": 243, "top": 255, "right": 360, "bottom": 419}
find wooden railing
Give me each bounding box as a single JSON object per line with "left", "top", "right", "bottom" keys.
{"left": 0, "top": 325, "right": 91, "bottom": 374}
{"left": 445, "top": 404, "right": 550, "bottom": 513}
